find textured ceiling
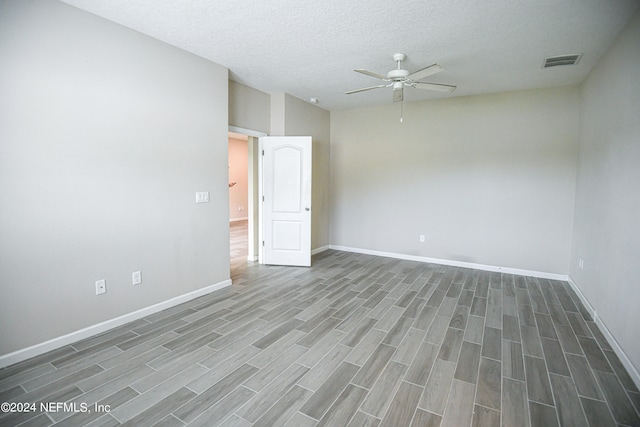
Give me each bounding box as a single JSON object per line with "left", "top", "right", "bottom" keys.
{"left": 60, "top": 0, "right": 639, "bottom": 111}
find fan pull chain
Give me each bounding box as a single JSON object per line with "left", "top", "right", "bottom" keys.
{"left": 400, "top": 101, "right": 404, "bottom": 123}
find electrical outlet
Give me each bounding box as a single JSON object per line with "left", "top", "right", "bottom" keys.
{"left": 95, "top": 279, "right": 106, "bottom": 295}
{"left": 579, "top": 258, "right": 584, "bottom": 270}
{"left": 419, "top": 234, "right": 426, "bottom": 243}
{"left": 132, "top": 271, "right": 142, "bottom": 285}
{"left": 195, "top": 191, "right": 210, "bottom": 203}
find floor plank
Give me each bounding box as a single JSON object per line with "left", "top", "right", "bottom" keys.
{"left": 440, "top": 379, "right": 476, "bottom": 427}
{"left": 379, "top": 381, "right": 423, "bottom": 427}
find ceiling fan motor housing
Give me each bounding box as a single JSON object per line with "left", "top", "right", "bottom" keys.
{"left": 387, "top": 69, "right": 410, "bottom": 80}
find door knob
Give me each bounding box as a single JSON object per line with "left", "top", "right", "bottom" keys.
{"left": 305, "top": 207, "right": 311, "bottom": 211}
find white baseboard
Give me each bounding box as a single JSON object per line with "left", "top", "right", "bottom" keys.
{"left": 312, "top": 245, "right": 331, "bottom": 255}
{"left": 330, "top": 245, "right": 568, "bottom": 281}
{"left": 230, "top": 217, "right": 248, "bottom": 223}
{"left": 246, "top": 255, "right": 258, "bottom": 261}
{"left": 567, "top": 276, "right": 640, "bottom": 390}
{"left": 0, "top": 279, "right": 232, "bottom": 369}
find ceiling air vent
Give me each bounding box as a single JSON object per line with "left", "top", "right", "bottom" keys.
{"left": 543, "top": 54, "right": 583, "bottom": 68}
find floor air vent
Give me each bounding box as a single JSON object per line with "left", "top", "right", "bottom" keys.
{"left": 543, "top": 54, "right": 582, "bottom": 68}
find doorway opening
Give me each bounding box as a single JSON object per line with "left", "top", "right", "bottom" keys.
{"left": 228, "top": 131, "right": 248, "bottom": 269}
{"left": 228, "top": 126, "right": 265, "bottom": 274}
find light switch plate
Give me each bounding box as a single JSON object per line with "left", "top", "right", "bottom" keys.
{"left": 195, "top": 192, "right": 210, "bottom": 203}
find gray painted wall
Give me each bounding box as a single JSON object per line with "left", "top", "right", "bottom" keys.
{"left": 228, "top": 80, "right": 270, "bottom": 134}
{"left": 570, "top": 11, "right": 640, "bottom": 371}
{"left": 330, "top": 87, "right": 579, "bottom": 275}
{"left": 0, "top": 0, "right": 230, "bottom": 355}
{"left": 284, "top": 95, "right": 331, "bottom": 251}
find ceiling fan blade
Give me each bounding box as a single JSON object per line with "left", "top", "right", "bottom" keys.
{"left": 345, "top": 84, "right": 387, "bottom": 94}
{"left": 412, "top": 82, "right": 457, "bottom": 92}
{"left": 406, "top": 64, "right": 444, "bottom": 81}
{"left": 393, "top": 86, "right": 403, "bottom": 103}
{"left": 354, "top": 69, "right": 388, "bottom": 80}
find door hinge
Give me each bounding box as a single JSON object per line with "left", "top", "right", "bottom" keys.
{"left": 262, "top": 150, "right": 264, "bottom": 156}
{"left": 262, "top": 241, "right": 265, "bottom": 246}
{"left": 262, "top": 196, "right": 264, "bottom": 202}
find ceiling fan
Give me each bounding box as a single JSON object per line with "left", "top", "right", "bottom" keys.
{"left": 345, "top": 53, "right": 456, "bottom": 102}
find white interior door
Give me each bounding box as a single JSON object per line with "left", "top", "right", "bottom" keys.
{"left": 261, "top": 136, "right": 312, "bottom": 266}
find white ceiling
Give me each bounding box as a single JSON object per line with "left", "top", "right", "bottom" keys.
{"left": 60, "top": 0, "right": 639, "bottom": 111}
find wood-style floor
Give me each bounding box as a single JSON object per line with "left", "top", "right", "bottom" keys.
{"left": 1, "top": 221, "right": 638, "bottom": 426}
{"left": 230, "top": 220, "right": 249, "bottom": 270}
